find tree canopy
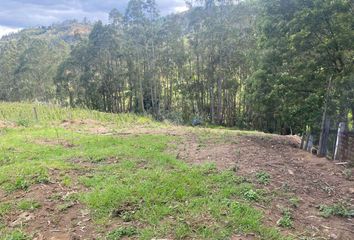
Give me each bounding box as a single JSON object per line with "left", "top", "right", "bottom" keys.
{"left": 0, "top": 0, "right": 353, "bottom": 133}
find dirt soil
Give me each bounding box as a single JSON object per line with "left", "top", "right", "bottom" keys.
{"left": 1, "top": 167, "right": 102, "bottom": 240}
{"left": 60, "top": 119, "right": 112, "bottom": 135}
{"left": 172, "top": 129, "right": 354, "bottom": 240}
{"left": 0, "top": 120, "right": 16, "bottom": 129}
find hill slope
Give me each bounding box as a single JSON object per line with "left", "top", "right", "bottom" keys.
{"left": 0, "top": 21, "right": 91, "bottom": 102}
{"left": 0, "top": 102, "right": 353, "bottom": 239}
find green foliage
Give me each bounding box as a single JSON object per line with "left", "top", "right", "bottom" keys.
{"left": 243, "top": 189, "right": 260, "bottom": 201}
{"left": 0, "top": 230, "right": 29, "bottom": 240}
{"left": 289, "top": 197, "right": 300, "bottom": 208}
{"left": 17, "top": 199, "right": 40, "bottom": 212}
{"left": 106, "top": 227, "right": 138, "bottom": 240}
{"left": 277, "top": 209, "right": 293, "bottom": 228}
{"left": 0, "top": 203, "right": 12, "bottom": 218}
{"left": 319, "top": 204, "right": 354, "bottom": 218}
{"left": 256, "top": 171, "right": 271, "bottom": 185}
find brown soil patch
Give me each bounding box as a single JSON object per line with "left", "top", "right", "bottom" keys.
{"left": 0, "top": 120, "right": 16, "bottom": 129}
{"left": 114, "top": 125, "right": 187, "bottom": 137}
{"left": 60, "top": 119, "right": 112, "bottom": 135}
{"left": 1, "top": 182, "right": 100, "bottom": 240}
{"left": 173, "top": 130, "right": 354, "bottom": 239}
{"left": 34, "top": 138, "right": 75, "bottom": 148}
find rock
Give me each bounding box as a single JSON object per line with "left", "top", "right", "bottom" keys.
{"left": 329, "top": 233, "right": 338, "bottom": 239}
{"left": 288, "top": 169, "right": 294, "bottom": 175}
{"left": 349, "top": 188, "right": 354, "bottom": 194}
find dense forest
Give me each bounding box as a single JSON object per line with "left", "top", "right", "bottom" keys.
{"left": 0, "top": 0, "right": 353, "bottom": 134}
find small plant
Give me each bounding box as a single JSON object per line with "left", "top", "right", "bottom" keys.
{"left": 319, "top": 204, "right": 354, "bottom": 218}
{"left": 16, "top": 119, "right": 30, "bottom": 127}
{"left": 106, "top": 227, "right": 137, "bottom": 240}
{"left": 1, "top": 230, "right": 29, "bottom": 240}
{"left": 289, "top": 197, "right": 300, "bottom": 208}
{"left": 343, "top": 169, "right": 352, "bottom": 180}
{"left": 61, "top": 175, "right": 72, "bottom": 187}
{"left": 17, "top": 199, "right": 41, "bottom": 212}
{"left": 277, "top": 208, "right": 293, "bottom": 228}
{"left": 243, "top": 189, "right": 259, "bottom": 201}
{"left": 256, "top": 171, "right": 271, "bottom": 185}
{"left": 57, "top": 202, "right": 75, "bottom": 212}
{"left": 0, "top": 203, "right": 12, "bottom": 218}
{"left": 14, "top": 177, "right": 29, "bottom": 191}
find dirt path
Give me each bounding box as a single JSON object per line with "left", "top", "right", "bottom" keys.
{"left": 173, "top": 130, "right": 354, "bottom": 239}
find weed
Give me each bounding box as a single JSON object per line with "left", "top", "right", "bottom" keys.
{"left": 289, "top": 197, "right": 300, "bottom": 208}
{"left": 0, "top": 203, "right": 12, "bottom": 218}
{"left": 16, "top": 119, "right": 29, "bottom": 127}
{"left": 243, "top": 189, "right": 260, "bottom": 201}
{"left": 319, "top": 204, "right": 354, "bottom": 218}
{"left": 61, "top": 175, "right": 72, "bottom": 187}
{"left": 256, "top": 171, "right": 271, "bottom": 185}
{"left": 277, "top": 209, "right": 293, "bottom": 228}
{"left": 106, "top": 227, "right": 137, "bottom": 239}
{"left": 57, "top": 202, "right": 75, "bottom": 212}
{"left": 0, "top": 229, "right": 29, "bottom": 240}
{"left": 17, "top": 199, "right": 40, "bottom": 212}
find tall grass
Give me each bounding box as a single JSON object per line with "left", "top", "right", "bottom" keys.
{"left": 0, "top": 102, "right": 156, "bottom": 127}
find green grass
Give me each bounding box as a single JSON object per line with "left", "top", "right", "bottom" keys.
{"left": 319, "top": 204, "right": 354, "bottom": 218}
{"left": 0, "top": 229, "right": 29, "bottom": 240}
{"left": 17, "top": 199, "right": 40, "bottom": 212}
{"left": 277, "top": 209, "right": 293, "bottom": 228}
{"left": 0, "top": 102, "right": 157, "bottom": 128}
{"left": 0, "top": 102, "right": 289, "bottom": 239}
{"left": 256, "top": 171, "right": 271, "bottom": 185}
{"left": 0, "top": 203, "right": 12, "bottom": 219}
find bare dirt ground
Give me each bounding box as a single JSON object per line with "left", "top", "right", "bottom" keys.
{"left": 171, "top": 129, "right": 354, "bottom": 240}
{"left": 1, "top": 169, "right": 100, "bottom": 240}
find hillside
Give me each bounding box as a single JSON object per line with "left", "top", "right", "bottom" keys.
{"left": 0, "top": 0, "right": 351, "bottom": 135}
{"left": 0, "top": 21, "right": 92, "bottom": 102}
{"left": 0, "top": 102, "right": 353, "bottom": 239}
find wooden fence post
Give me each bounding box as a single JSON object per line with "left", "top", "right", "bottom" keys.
{"left": 304, "top": 131, "right": 310, "bottom": 150}
{"left": 33, "top": 107, "right": 39, "bottom": 122}
{"left": 334, "top": 122, "right": 346, "bottom": 161}
{"left": 318, "top": 117, "right": 330, "bottom": 157}
{"left": 307, "top": 135, "right": 313, "bottom": 152}
{"left": 300, "top": 134, "right": 305, "bottom": 149}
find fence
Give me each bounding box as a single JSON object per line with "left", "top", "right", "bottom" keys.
{"left": 301, "top": 122, "right": 354, "bottom": 166}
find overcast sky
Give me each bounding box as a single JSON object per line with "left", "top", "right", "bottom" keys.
{"left": 0, "top": 0, "right": 188, "bottom": 37}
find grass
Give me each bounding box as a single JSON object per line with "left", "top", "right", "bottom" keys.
{"left": 107, "top": 227, "right": 138, "bottom": 240}
{"left": 0, "top": 102, "right": 158, "bottom": 128}
{"left": 277, "top": 209, "right": 293, "bottom": 228}
{"left": 0, "top": 230, "right": 29, "bottom": 240}
{"left": 256, "top": 171, "right": 271, "bottom": 185}
{"left": 0, "top": 102, "right": 289, "bottom": 239}
{"left": 319, "top": 204, "right": 354, "bottom": 218}
{"left": 17, "top": 199, "right": 41, "bottom": 212}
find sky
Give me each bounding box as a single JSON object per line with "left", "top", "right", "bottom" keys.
{"left": 0, "top": 0, "right": 188, "bottom": 37}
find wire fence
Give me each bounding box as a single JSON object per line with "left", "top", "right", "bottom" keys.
{"left": 301, "top": 122, "right": 354, "bottom": 166}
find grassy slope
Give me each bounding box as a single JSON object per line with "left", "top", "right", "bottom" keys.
{"left": 0, "top": 103, "right": 288, "bottom": 240}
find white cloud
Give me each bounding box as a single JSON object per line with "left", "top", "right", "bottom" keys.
{"left": 0, "top": 26, "right": 21, "bottom": 38}
{"left": 0, "top": 1, "right": 187, "bottom": 28}
{"left": 174, "top": 5, "right": 189, "bottom": 13}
